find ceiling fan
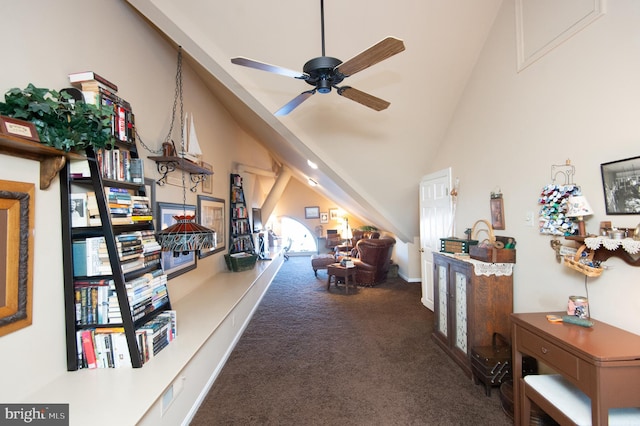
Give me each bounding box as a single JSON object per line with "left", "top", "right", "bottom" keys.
{"left": 230, "top": 0, "right": 405, "bottom": 116}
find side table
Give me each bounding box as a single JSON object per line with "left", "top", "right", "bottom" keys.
{"left": 327, "top": 263, "right": 357, "bottom": 293}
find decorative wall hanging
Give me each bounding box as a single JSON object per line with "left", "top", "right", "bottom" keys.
{"left": 538, "top": 160, "right": 582, "bottom": 236}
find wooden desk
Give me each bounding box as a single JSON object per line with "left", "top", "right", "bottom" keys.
{"left": 511, "top": 312, "right": 640, "bottom": 425}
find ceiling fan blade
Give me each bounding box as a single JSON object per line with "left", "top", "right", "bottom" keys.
{"left": 274, "top": 90, "right": 316, "bottom": 116}
{"left": 231, "top": 57, "right": 308, "bottom": 79}
{"left": 335, "top": 37, "right": 405, "bottom": 77}
{"left": 337, "top": 86, "right": 390, "bottom": 111}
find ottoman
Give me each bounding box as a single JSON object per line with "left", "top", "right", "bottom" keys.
{"left": 311, "top": 254, "right": 335, "bottom": 277}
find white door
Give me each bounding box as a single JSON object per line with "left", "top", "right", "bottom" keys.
{"left": 419, "top": 168, "right": 453, "bottom": 310}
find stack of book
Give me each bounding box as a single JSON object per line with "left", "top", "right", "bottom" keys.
{"left": 73, "top": 278, "right": 114, "bottom": 325}
{"left": 107, "top": 269, "right": 168, "bottom": 324}
{"left": 137, "top": 310, "right": 176, "bottom": 362}
{"left": 96, "top": 147, "right": 132, "bottom": 182}
{"left": 131, "top": 195, "right": 152, "bottom": 223}
{"left": 68, "top": 71, "right": 135, "bottom": 146}
{"left": 106, "top": 187, "right": 133, "bottom": 225}
{"left": 140, "top": 230, "right": 162, "bottom": 268}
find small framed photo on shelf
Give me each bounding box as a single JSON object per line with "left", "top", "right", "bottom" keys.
{"left": 305, "top": 206, "right": 320, "bottom": 219}
{"left": 157, "top": 202, "right": 197, "bottom": 279}
{"left": 197, "top": 195, "right": 225, "bottom": 258}
{"left": 70, "top": 193, "right": 88, "bottom": 227}
{"left": 0, "top": 115, "right": 40, "bottom": 142}
{"left": 490, "top": 196, "right": 505, "bottom": 230}
{"left": 601, "top": 155, "right": 640, "bottom": 214}
{"left": 320, "top": 212, "right": 329, "bottom": 224}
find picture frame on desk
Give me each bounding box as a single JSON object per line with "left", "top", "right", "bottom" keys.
{"left": 0, "top": 180, "right": 34, "bottom": 337}
{"left": 197, "top": 195, "right": 225, "bottom": 258}
{"left": 601, "top": 155, "right": 640, "bottom": 215}
{"left": 157, "top": 201, "right": 197, "bottom": 279}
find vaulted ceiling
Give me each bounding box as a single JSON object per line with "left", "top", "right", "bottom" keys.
{"left": 126, "top": 0, "right": 503, "bottom": 242}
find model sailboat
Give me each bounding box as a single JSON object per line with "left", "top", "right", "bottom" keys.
{"left": 179, "top": 112, "right": 202, "bottom": 164}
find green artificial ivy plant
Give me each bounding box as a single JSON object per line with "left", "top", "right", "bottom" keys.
{"left": 0, "top": 83, "right": 115, "bottom": 151}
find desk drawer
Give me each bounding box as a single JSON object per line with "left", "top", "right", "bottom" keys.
{"left": 518, "top": 327, "right": 578, "bottom": 380}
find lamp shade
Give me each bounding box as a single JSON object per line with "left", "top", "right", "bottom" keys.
{"left": 157, "top": 215, "right": 216, "bottom": 255}
{"left": 566, "top": 196, "right": 594, "bottom": 218}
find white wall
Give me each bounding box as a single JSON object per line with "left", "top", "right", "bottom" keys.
{"left": 0, "top": 0, "right": 274, "bottom": 406}
{"left": 432, "top": 0, "right": 640, "bottom": 334}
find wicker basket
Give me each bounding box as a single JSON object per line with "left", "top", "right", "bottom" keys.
{"left": 224, "top": 252, "right": 258, "bottom": 272}
{"left": 563, "top": 245, "right": 603, "bottom": 277}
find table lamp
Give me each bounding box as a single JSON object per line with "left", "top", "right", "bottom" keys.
{"left": 566, "top": 195, "right": 594, "bottom": 237}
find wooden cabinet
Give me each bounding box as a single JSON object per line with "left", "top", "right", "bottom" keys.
{"left": 432, "top": 252, "right": 513, "bottom": 377}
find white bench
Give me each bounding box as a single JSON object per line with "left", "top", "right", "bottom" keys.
{"left": 523, "top": 374, "right": 640, "bottom": 425}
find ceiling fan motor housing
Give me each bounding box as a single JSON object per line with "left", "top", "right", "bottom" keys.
{"left": 303, "top": 56, "right": 344, "bottom": 93}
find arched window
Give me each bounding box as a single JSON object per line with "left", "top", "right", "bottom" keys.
{"left": 280, "top": 216, "right": 317, "bottom": 253}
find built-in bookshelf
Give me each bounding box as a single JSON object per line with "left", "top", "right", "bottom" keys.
{"left": 60, "top": 76, "right": 175, "bottom": 370}
{"left": 229, "top": 173, "right": 254, "bottom": 254}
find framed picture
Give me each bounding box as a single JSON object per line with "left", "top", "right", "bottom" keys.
{"left": 157, "top": 202, "right": 197, "bottom": 279}
{"left": 601, "top": 155, "right": 640, "bottom": 214}
{"left": 0, "top": 180, "right": 34, "bottom": 337}
{"left": 70, "top": 193, "right": 88, "bottom": 227}
{"left": 320, "top": 212, "right": 329, "bottom": 224}
{"left": 305, "top": 206, "right": 320, "bottom": 219}
{"left": 490, "top": 196, "right": 505, "bottom": 230}
{"left": 201, "top": 161, "right": 213, "bottom": 194}
{"left": 197, "top": 195, "right": 225, "bottom": 258}
{"left": 0, "top": 116, "right": 40, "bottom": 142}
{"left": 329, "top": 208, "right": 339, "bottom": 221}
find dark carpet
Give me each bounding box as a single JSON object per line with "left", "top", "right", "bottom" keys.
{"left": 190, "top": 256, "right": 511, "bottom": 425}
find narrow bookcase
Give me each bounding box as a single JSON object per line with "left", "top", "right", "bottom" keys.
{"left": 60, "top": 144, "right": 174, "bottom": 370}
{"left": 229, "top": 173, "right": 254, "bottom": 254}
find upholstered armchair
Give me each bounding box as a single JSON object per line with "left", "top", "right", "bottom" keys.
{"left": 353, "top": 236, "right": 396, "bottom": 286}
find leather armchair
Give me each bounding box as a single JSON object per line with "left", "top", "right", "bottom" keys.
{"left": 353, "top": 236, "right": 396, "bottom": 286}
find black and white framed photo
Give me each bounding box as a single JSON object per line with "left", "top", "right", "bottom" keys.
{"left": 197, "top": 195, "right": 225, "bottom": 258}
{"left": 70, "top": 193, "right": 88, "bottom": 227}
{"left": 305, "top": 206, "right": 320, "bottom": 219}
{"left": 157, "top": 202, "right": 197, "bottom": 279}
{"left": 601, "top": 155, "right": 640, "bottom": 214}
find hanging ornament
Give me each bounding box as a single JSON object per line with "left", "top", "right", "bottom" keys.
{"left": 156, "top": 47, "right": 216, "bottom": 254}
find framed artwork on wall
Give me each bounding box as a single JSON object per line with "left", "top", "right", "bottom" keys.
{"left": 305, "top": 206, "right": 320, "bottom": 219}
{"left": 0, "top": 180, "right": 34, "bottom": 337}
{"left": 197, "top": 195, "right": 225, "bottom": 258}
{"left": 329, "top": 208, "right": 339, "bottom": 221}
{"left": 601, "top": 155, "right": 640, "bottom": 214}
{"left": 320, "top": 212, "right": 329, "bottom": 224}
{"left": 157, "top": 201, "right": 197, "bottom": 279}
{"left": 201, "top": 161, "right": 213, "bottom": 194}
{"left": 490, "top": 196, "right": 505, "bottom": 230}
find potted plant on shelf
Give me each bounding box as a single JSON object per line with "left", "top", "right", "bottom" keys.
{"left": 0, "top": 83, "right": 115, "bottom": 152}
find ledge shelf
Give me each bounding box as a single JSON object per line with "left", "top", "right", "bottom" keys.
{"left": 148, "top": 156, "right": 213, "bottom": 191}
{"left": 0, "top": 134, "right": 85, "bottom": 189}
{"left": 566, "top": 235, "right": 640, "bottom": 267}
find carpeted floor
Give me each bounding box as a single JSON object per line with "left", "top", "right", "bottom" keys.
{"left": 190, "top": 256, "right": 512, "bottom": 425}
